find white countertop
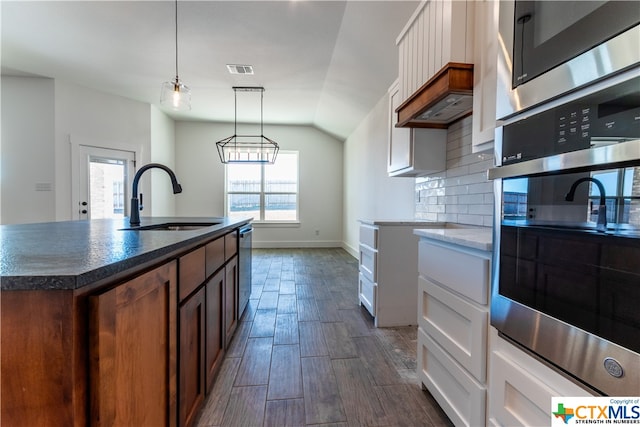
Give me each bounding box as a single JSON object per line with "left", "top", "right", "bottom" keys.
{"left": 414, "top": 225, "right": 493, "bottom": 252}
{"left": 359, "top": 219, "right": 446, "bottom": 226}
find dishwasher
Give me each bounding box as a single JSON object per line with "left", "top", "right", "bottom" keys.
{"left": 238, "top": 224, "right": 253, "bottom": 317}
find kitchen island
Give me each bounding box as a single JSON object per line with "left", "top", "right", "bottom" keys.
{"left": 1, "top": 216, "right": 251, "bottom": 427}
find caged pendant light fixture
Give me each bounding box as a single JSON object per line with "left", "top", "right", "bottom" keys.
{"left": 216, "top": 87, "right": 279, "bottom": 164}
{"left": 160, "top": 0, "right": 191, "bottom": 111}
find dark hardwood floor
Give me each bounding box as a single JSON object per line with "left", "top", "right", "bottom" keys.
{"left": 195, "top": 248, "right": 453, "bottom": 427}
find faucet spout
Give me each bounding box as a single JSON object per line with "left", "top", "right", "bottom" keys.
{"left": 565, "top": 177, "right": 607, "bottom": 231}
{"left": 129, "top": 163, "right": 183, "bottom": 226}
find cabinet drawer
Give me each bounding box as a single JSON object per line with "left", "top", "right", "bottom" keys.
{"left": 205, "top": 237, "right": 225, "bottom": 277}
{"left": 418, "top": 277, "right": 487, "bottom": 382}
{"left": 358, "top": 273, "right": 376, "bottom": 316}
{"left": 489, "top": 331, "right": 594, "bottom": 427}
{"left": 359, "top": 244, "right": 377, "bottom": 282}
{"left": 179, "top": 246, "right": 206, "bottom": 302}
{"left": 417, "top": 328, "right": 486, "bottom": 427}
{"left": 359, "top": 224, "right": 378, "bottom": 249}
{"left": 418, "top": 240, "right": 490, "bottom": 305}
{"left": 225, "top": 231, "right": 238, "bottom": 260}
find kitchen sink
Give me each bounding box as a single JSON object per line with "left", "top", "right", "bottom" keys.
{"left": 120, "top": 222, "right": 221, "bottom": 231}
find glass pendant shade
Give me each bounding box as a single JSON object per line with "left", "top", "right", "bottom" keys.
{"left": 160, "top": 78, "right": 191, "bottom": 111}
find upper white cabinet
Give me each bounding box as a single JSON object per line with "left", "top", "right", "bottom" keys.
{"left": 471, "top": 0, "right": 499, "bottom": 153}
{"left": 388, "top": 80, "right": 446, "bottom": 177}
{"left": 396, "top": 0, "right": 475, "bottom": 103}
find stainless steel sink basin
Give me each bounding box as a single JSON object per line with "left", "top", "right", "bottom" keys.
{"left": 121, "top": 222, "right": 221, "bottom": 231}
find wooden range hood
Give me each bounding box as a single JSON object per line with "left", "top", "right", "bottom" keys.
{"left": 396, "top": 62, "right": 474, "bottom": 129}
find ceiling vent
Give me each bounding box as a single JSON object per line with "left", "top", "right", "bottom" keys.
{"left": 396, "top": 63, "right": 474, "bottom": 128}
{"left": 226, "top": 64, "right": 254, "bottom": 75}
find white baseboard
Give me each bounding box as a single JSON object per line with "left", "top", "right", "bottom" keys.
{"left": 341, "top": 241, "right": 358, "bottom": 259}
{"left": 252, "top": 240, "right": 343, "bottom": 249}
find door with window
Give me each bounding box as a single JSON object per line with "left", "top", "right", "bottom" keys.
{"left": 77, "top": 146, "right": 135, "bottom": 220}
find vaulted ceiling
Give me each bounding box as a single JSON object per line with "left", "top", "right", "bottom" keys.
{"left": 1, "top": 1, "right": 420, "bottom": 140}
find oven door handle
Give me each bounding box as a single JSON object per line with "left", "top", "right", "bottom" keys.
{"left": 488, "top": 138, "right": 640, "bottom": 180}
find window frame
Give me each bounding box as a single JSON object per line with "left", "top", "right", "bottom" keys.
{"left": 224, "top": 150, "right": 299, "bottom": 224}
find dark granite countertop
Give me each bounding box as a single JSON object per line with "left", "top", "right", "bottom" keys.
{"left": 0, "top": 216, "right": 251, "bottom": 291}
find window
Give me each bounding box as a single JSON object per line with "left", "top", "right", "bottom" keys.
{"left": 226, "top": 151, "right": 298, "bottom": 222}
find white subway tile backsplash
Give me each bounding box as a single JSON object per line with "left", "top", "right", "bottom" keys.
{"left": 415, "top": 116, "right": 495, "bottom": 227}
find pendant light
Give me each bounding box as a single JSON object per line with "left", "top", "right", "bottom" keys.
{"left": 216, "top": 87, "right": 279, "bottom": 164}
{"left": 160, "top": 0, "right": 191, "bottom": 110}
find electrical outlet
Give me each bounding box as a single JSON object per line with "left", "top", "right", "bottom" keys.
{"left": 315, "top": 230, "right": 320, "bottom": 236}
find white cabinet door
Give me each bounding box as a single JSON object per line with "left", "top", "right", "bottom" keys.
{"left": 358, "top": 273, "right": 376, "bottom": 316}
{"left": 388, "top": 82, "right": 446, "bottom": 177}
{"left": 418, "top": 277, "right": 488, "bottom": 382}
{"left": 471, "top": 0, "right": 499, "bottom": 153}
{"left": 488, "top": 330, "right": 595, "bottom": 427}
{"left": 418, "top": 328, "right": 486, "bottom": 427}
{"left": 388, "top": 80, "right": 412, "bottom": 174}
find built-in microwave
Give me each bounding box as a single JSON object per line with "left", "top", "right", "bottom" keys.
{"left": 496, "top": 0, "right": 640, "bottom": 120}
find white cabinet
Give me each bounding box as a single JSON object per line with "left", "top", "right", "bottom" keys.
{"left": 388, "top": 80, "right": 446, "bottom": 177}
{"left": 488, "top": 329, "right": 595, "bottom": 427}
{"left": 358, "top": 221, "right": 436, "bottom": 327}
{"left": 471, "top": 0, "right": 499, "bottom": 153}
{"left": 417, "top": 237, "right": 491, "bottom": 427}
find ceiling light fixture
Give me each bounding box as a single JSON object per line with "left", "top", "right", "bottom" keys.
{"left": 160, "top": 0, "right": 191, "bottom": 110}
{"left": 216, "top": 87, "right": 279, "bottom": 164}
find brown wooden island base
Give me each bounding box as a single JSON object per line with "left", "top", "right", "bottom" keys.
{"left": 2, "top": 224, "right": 243, "bottom": 427}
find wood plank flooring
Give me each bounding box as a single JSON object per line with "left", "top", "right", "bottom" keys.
{"left": 196, "top": 248, "right": 453, "bottom": 427}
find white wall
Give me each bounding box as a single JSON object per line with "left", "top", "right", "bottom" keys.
{"left": 342, "top": 90, "right": 415, "bottom": 256}
{"left": 150, "top": 106, "right": 177, "bottom": 216}
{"left": 175, "top": 121, "right": 344, "bottom": 247}
{"left": 1, "top": 76, "right": 56, "bottom": 224}
{"left": 54, "top": 79, "right": 151, "bottom": 221}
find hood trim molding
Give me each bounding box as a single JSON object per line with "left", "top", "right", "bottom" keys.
{"left": 396, "top": 62, "right": 474, "bottom": 128}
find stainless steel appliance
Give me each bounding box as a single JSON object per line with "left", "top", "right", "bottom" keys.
{"left": 239, "top": 225, "right": 252, "bottom": 316}
{"left": 489, "top": 71, "right": 640, "bottom": 396}
{"left": 496, "top": 0, "right": 640, "bottom": 120}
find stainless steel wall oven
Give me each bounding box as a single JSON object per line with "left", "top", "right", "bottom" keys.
{"left": 489, "top": 69, "right": 640, "bottom": 396}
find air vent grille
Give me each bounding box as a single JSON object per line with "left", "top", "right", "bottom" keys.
{"left": 227, "top": 64, "right": 254, "bottom": 75}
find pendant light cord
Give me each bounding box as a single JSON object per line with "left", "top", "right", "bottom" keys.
{"left": 174, "top": 0, "right": 179, "bottom": 81}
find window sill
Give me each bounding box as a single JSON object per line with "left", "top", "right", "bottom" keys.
{"left": 252, "top": 221, "right": 301, "bottom": 228}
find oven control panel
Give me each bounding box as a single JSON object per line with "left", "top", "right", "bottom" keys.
{"left": 502, "top": 76, "right": 640, "bottom": 165}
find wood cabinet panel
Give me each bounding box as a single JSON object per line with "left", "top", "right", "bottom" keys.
{"left": 225, "top": 231, "right": 238, "bottom": 261}
{"left": 205, "top": 269, "right": 225, "bottom": 392}
{"left": 1, "top": 290, "right": 78, "bottom": 427}
{"left": 89, "top": 261, "right": 178, "bottom": 427}
{"left": 179, "top": 246, "right": 206, "bottom": 302}
{"left": 179, "top": 287, "right": 206, "bottom": 427}
{"left": 224, "top": 255, "right": 239, "bottom": 347}
{"left": 205, "top": 237, "right": 225, "bottom": 278}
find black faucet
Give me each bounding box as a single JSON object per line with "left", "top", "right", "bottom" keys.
{"left": 129, "top": 163, "right": 182, "bottom": 226}
{"left": 565, "top": 177, "right": 607, "bottom": 232}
